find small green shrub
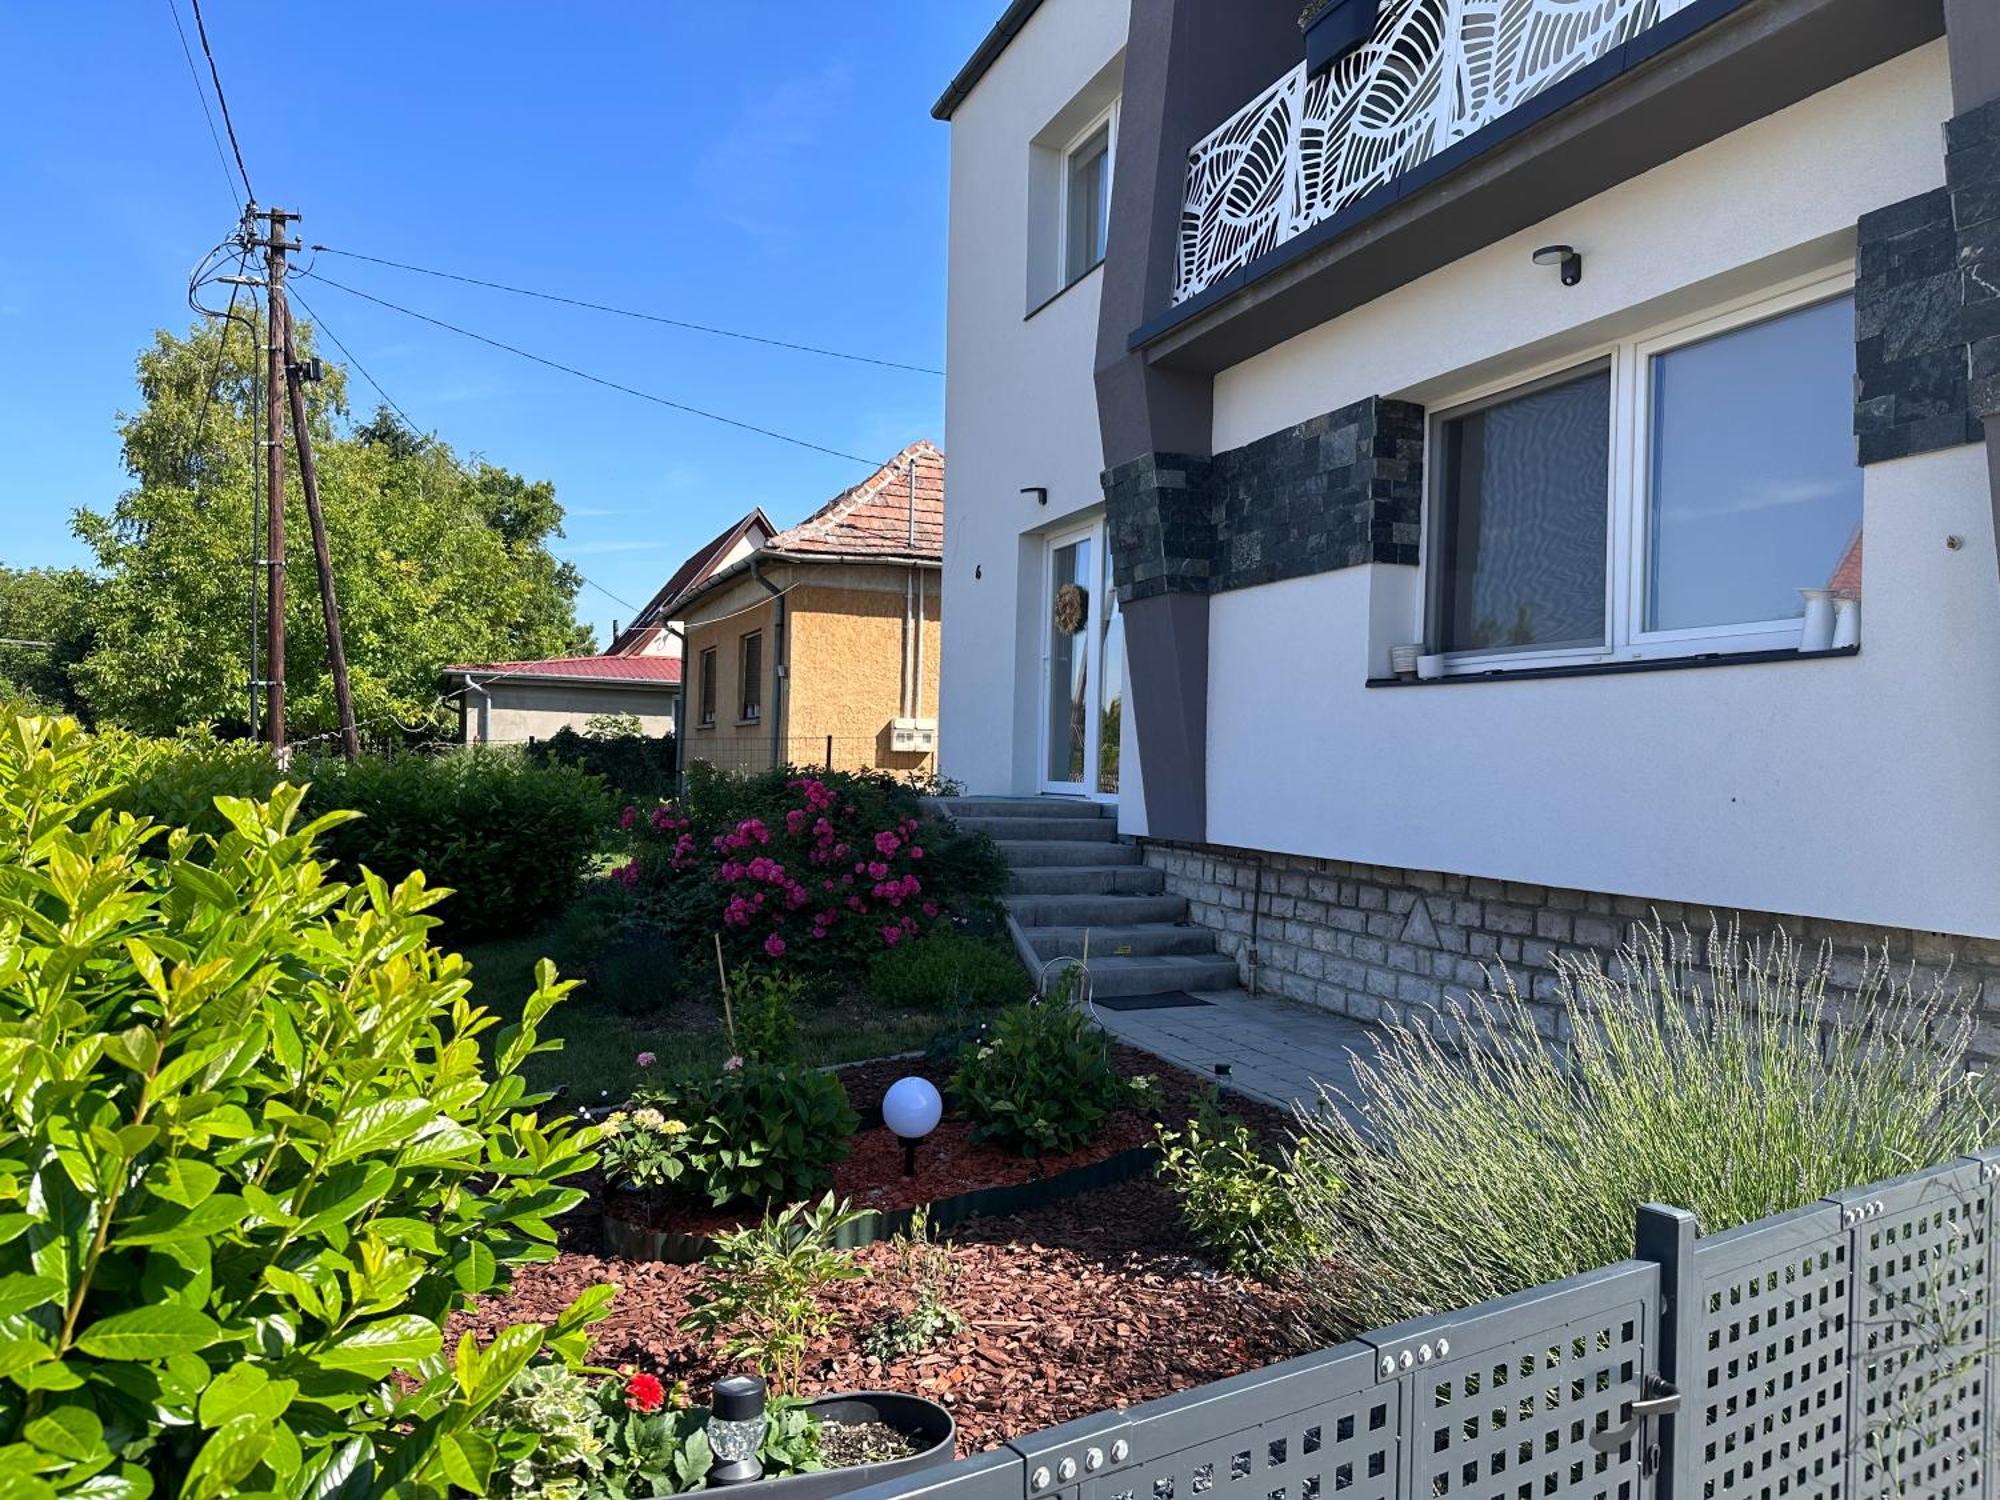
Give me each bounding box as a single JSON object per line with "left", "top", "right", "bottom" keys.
{"left": 952, "top": 995, "right": 1153, "bottom": 1156}
{"left": 727, "top": 966, "right": 803, "bottom": 1064}
{"left": 861, "top": 1210, "right": 965, "bottom": 1361}
{"left": 681, "top": 1195, "right": 870, "bottom": 1393}
{"left": 625, "top": 1062, "right": 859, "bottom": 1207}
{"left": 1156, "top": 1090, "right": 1321, "bottom": 1278}
{"left": 0, "top": 713, "right": 604, "bottom": 1496}
{"left": 307, "top": 748, "right": 612, "bottom": 941}
{"left": 1285, "top": 923, "right": 2000, "bottom": 1340}
{"left": 868, "top": 929, "right": 1028, "bottom": 1009}
{"left": 485, "top": 1363, "right": 611, "bottom": 1499}
{"left": 101, "top": 729, "right": 280, "bottom": 834}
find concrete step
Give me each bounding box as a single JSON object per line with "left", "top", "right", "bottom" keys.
{"left": 995, "top": 839, "right": 1144, "bottom": 868}
{"left": 958, "top": 816, "right": 1120, "bottom": 843}
{"left": 1082, "top": 953, "right": 1243, "bottom": 999}
{"left": 1026, "top": 924, "right": 1217, "bottom": 960}
{"left": 934, "top": 797, "right": 1109, "bottom": 821}
{"left": 1003, "top": 892, "right": 1189, "bottom": 927}
{"left": 1006, "top": 864, "right": 1166, "bottom": 897}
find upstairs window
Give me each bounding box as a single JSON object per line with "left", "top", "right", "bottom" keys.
{"left": 739, "top": 631, "right": 763, "bottom": 722}
{"left": 1062, "top": 114, "right": 1113, "bottom": 288}
{"left": 698, "top": 647, "right": 717, "bottom": 727}
{"left": 1425, "top": 275, "right": 1862, "bottom": 672}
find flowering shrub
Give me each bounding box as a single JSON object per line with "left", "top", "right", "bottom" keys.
{"left": 621, "top": 764, "right": 1005, "bottom": 972}
{"left": 953, "top": 995, "right": 1155, "bottom": 1156}
{"left": 482, "top": 1363, "right": 821, "bottom": 1497}
{"left": 615, "top": 1062, "right": 859, "bottom": 1208}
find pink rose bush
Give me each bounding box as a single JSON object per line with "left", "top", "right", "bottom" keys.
{"left": 616, "top": 769, "right": 1003, "bottom": 969}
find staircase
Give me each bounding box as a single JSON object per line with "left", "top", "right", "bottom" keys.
{"left": 935, "top": 797, "right": 1240, "bottom": 999}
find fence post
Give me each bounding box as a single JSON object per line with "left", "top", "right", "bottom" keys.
{"left": 1635, "top": 1203, "right": 1699, "bottom": 1500}
{"left": 826, "top": 734, "right": 833, "bottom": 770}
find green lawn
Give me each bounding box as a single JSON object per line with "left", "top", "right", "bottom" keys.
{"left": 457, "top": 891, "right": 1006, "bottom": 1106}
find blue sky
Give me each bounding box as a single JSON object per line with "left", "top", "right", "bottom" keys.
{"left": 0, "top": 2, "right": 991, "bottom": 644}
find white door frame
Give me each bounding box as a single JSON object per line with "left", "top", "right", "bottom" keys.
{"left": 1037, "top": 518, "right": 1108, "bottom": 798}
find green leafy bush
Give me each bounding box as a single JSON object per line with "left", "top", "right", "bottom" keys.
{"left": 623, "top": 1062, "right": 859, "bottom": 1207}
{"left": 1156, "top": 1090, "right": 1321, "bottom": 1278}
{"left": 485, "top": 1362, "right": 610, "bottom": 1499}
{"left": 860, "top": 1211, "right": 965, "bottom": 1361}
{"left": 952, "top": 996, "right": 1153, "bottom": 1156}
{"left": 528, "top": 723, "right": 677, "bottom": 803}
{"left": 101, "top": 730, "right": 280, "bottom": 835}
{"left": 868, "top": 929, "right": 1028, "bottom": 1009}
{"left": 0, "top": 713, "right": 605, "bottom": 1497}
{"left": 1285, "top": 923, "right": 2000, "bottom": 1339}
{"left": 681, "top": 1195, "right": 870, "bottom": 1393}
{"left": 306, "top": 749, "right": 611, "bottom": 941}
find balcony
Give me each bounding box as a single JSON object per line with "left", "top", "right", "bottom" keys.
{"left": 1174, "top": 0, "right": 1707, "bottom": 305}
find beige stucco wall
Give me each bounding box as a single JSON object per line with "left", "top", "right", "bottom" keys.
{"left": 460, "top": 681, "right": 677, "bottom": 745}
{"left": 678, "top": 562, "right": 941, "bottom": 776}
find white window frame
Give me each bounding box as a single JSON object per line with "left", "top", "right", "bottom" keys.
{"left": 1057, "top": 103, "right": 1117, "bottom": 291}
{"left": 1419, "top": 265, "right": 1859, "bottom": 677}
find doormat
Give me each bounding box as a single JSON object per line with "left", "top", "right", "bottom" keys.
{"left": 1094, "top": 992, "right": 1214, "bottom": 1011}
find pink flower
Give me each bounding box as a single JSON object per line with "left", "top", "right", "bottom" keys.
{"left": 764, "top": 933, "right": 787, "bottom": 959}
{"left": 867, "top": 862, "right": 889, "bottom": 881}
{"left": 786, "top": 809, "right": 808, "bottom": 835}
{"left": 909, "top": 845, "right": 924, "bottom": 861}
{"left": 636, "top": 1051, "right": 657, "bottom": 1068}
{"left": 612, "top": 860, "right": 642, "bottom": 889}
{"left": 619, "top": 805, "right": 639, "bottom": 830}
{"left": 874, "top": 830, "right": 901, "bottom": 858}
{"left": 922, "top": 901, "right": 939, "bottom": 917}
{"left": 881, "top": 924, "right": 903, "bottom": 947}
{"left": 723, "top": 1055, "right": 743, "bottom": 1072}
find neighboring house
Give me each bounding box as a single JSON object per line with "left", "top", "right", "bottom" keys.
{"left": 936, "top": 0, "right": 2000, "bottom": 1019}
{"left": 444, "top": 510, "right": 772, "bottom": 744}
{"left": 676, "top": 441, "right": 944, "bottom": 776}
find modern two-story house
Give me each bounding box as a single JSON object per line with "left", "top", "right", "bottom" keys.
{"left": 935, "top": 0, "right": 2000, "bottom": 1024}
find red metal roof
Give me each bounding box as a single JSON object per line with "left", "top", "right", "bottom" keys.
{"left": 442, "top": 656, "right": 683, "bottom": 684}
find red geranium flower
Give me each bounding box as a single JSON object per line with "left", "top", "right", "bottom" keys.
{"left": 625, "top": 1372, "right": 666, "bottom": 1412}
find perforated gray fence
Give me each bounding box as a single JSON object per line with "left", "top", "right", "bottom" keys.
{"left": 848, "top": 1149, "right": 2000, "bottom": 1500}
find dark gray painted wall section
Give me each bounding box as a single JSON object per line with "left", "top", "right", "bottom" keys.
{"left": 1855, "top": 188, "right": 1984, "bottom": 463}
{"left": 1945, "top": 0, "right": 2000, "bottom": 591}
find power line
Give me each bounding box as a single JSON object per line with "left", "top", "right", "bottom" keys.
{"left": 304, "top": 246, "right": 943, "bottom": 377}
{"left": 188, "top": 0, "right": 254, "bottom": 203}
{"left": 277, "top": 298, "right": 651, "bottom": 623}
{"left": 164, "top": 0, "right": 240, "bottom": 213}
{"left": 302, "top": 272, "right": 894, "bottom": 470}
{"left": 288, "top": 286, "right": 421, "bottom": 436}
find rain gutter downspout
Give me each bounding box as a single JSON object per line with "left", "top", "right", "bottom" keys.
{"left": 750, "top": 558, "right": 786, "bottom": 769}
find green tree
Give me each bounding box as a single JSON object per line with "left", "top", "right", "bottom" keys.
{"left": 0, "top": 565, "right": 96, "bottom": 718}
{"left": 74, "top": 313, "right": 593, "bottom": 740}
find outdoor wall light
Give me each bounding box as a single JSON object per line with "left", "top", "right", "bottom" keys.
{"left": 1533, "top": 244, "right": 1583, "bottom": 286}
{"left": 883, "top": 1076, "right": 944, "bottom": 1178}
{"left": 1022, "top": 487, "right": 1049, "bottom": 506}
{"left": 707, "top": 1375, "right": 769, "bottom": 1487}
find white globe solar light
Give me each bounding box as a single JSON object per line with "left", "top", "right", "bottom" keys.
{"left": 883, "top": 1076, "right": 943, "bottom": 1177}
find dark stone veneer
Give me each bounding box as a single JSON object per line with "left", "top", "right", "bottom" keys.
{"left": 1103, "top": 396, "right": 1425, "bottom": 604}
{"left": 1855, "top": 95, "right": 2000, "bottom": 463}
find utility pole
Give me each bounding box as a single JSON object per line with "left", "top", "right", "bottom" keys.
{"left": 260, "top": 205, "right": 297, "bottom": 760}
{"left": 282, "top": 302, "right": 361, "bottom": 760}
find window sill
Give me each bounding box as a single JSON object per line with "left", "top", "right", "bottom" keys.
{"left": 695, "top": 721, "right": 717, "bottom": 732}
{"left": 1025, "top": 262, "right": 1102, "bottom": 322}
{"left": 735, "top": 717, "right": 764, "bottom": 727}
{"left": 1365, "top": 644, "right": 1859, "bottom": 688}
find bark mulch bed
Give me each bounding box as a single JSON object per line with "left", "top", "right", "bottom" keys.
{"left": 455, "top": 1175, "right": 1300, "bottom": 1456}
{"left": 460, "top": 1049, "right": 1309, "bottom": 1454}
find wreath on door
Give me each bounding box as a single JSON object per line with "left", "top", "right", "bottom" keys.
{"left": 1053, "top": 582, "right": 1090, "bottom": 636}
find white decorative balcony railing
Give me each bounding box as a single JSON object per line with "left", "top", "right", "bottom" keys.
{"left": 1174, "top": 0, "right": 1703, "bottom": 304}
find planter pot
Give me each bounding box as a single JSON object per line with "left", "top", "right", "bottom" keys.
{"left": 1798, "top": 589, "right": 1836, "bottom": 652}
{"left": 1304, "top": 0, "right": 1381, "bottom": 75}
{"left": 749, "top": 1392, "right": 955, "bottom": 1500}
{"left": 601, "top": 1144, "right": 1162, "bottom": 1264}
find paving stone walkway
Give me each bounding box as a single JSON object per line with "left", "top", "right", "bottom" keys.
{"left": 1088, "top": 985, "right": 1391, "bottom": 1117}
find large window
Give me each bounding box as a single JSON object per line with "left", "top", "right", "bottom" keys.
{"left": 1426, "top": 277, "right": 1861, "bottom": 672}
{"left": 739, "top": 632, "right": 763, "bottom": 723}
{"left": 1062, "top": 115, "right": 1113, "bottom": 288}
{"left": 698, "top": 646, "right": 717, "bottom": 727}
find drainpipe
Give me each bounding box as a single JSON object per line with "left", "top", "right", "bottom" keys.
{"left": 901, "top": 459, "right": 918, "bottom": 720}
{"left": 750, "top": 559, "right": 786, "bottom": 769}
{"left": 663, "top": 623, "right": 689, "bottom": 798}
{"left": 462, "top": 675, "right": 492, "bottom": 745}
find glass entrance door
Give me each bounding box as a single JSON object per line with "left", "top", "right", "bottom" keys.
{"left": 1041, "top": 523, "right": 1105, "bottom": 795}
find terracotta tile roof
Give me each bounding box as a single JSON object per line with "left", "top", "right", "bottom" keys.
{"left": 766, "top": 441, "right": 944, "bottom": 561}
{"left": 1827, "top": 527, "right": 1863, "bottom": 595}
{"left": 607, "top": 509, "right": 776, "bottom": 655}
{"left": 443, "top": 656, "right": 683, "bottom": 684}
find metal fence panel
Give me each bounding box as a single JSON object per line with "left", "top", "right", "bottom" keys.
{"left": 1365, "top": 1262, "right": 1660, "bottom": 1500}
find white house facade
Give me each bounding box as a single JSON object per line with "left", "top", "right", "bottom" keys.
{"left": 936, "top": 0, "right": 2000, "bottom": 1024}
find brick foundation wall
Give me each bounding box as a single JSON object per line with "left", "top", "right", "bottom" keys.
{"left": 1141, "top": 840, "right": 2000, "bottom": 1052}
